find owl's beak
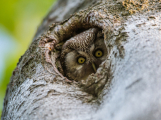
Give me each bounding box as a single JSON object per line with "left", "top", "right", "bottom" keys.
{"left": 92, "top": 62, "right": 97, "bottom": 72}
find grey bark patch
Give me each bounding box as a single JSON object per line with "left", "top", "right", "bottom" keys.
{"left": 125, "top": 78, "right": 142, "bottom": 89}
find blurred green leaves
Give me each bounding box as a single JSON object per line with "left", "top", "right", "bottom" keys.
{"left": 0, "top": 0, "right": 56, "bottom": 118}
{"left": 0, "top": 0, "right": 55, "bottom": 43}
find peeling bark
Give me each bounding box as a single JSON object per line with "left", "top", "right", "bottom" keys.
{"left": 2, "top": 0, "right": 161, "bottom": 120}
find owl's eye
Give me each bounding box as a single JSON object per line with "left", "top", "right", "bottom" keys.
{"left": 77, "top": 57, "right": 86, "bottom": 64}
{"left": 94, "top": 49, "right": 103, "bottom": 58}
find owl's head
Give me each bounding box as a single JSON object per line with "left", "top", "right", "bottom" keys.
{"left": 63, "top": 35, "right": 107, "bottom": 81}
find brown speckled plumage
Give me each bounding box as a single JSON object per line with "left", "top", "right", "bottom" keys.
{"left": 60, "top": 28, "right": 98, "bottom": 66}
{"left": 60, "top": 28, "right": 107, "bottom": 81}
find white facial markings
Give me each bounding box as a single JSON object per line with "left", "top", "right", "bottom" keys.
{"left": 76, "top": 65, "right": 83, "bottom": 70}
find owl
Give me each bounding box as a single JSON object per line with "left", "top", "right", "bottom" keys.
{"left": 60, "top": 28, "right": 107, "bottom": 81}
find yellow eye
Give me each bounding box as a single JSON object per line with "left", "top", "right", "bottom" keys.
{"left": 78, "top": 57, "right": 86, "bottom": 64}
{"left": 95, "top": 50, "right": 103, "bottom": 58}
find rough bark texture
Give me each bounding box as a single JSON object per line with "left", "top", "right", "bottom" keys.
{"left": 2, "top": 0, "right": 161, "bottom": 120}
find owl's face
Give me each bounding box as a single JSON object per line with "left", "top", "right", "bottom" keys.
{"left": 64, "top": 37, "right": 107, "bottom": 81}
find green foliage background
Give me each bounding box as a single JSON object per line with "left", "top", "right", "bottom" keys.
{"left": 0, "top": 0, "right": 56, "bottom": 118}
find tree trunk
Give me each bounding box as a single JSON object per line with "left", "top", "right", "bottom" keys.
{"left": 2, "top": 0, "right": 161, "bottom": 120}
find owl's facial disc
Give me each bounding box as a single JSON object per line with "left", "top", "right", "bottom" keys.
{"left": 62, "top": 32, "right": 107, "bottom": 81}
{"left": 77, "top": 56, "right": 97, "bottom": 72}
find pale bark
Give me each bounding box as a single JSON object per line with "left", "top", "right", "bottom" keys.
{"left": 2, "top": 0, "right": 161, "bottom": 120}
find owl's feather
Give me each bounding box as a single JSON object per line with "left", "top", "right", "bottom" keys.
{"left": 60, "top": 28, "right": 98, "bottom": 68}
{"left": 60, "top": 28, "right": 107, "bottom": 81}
